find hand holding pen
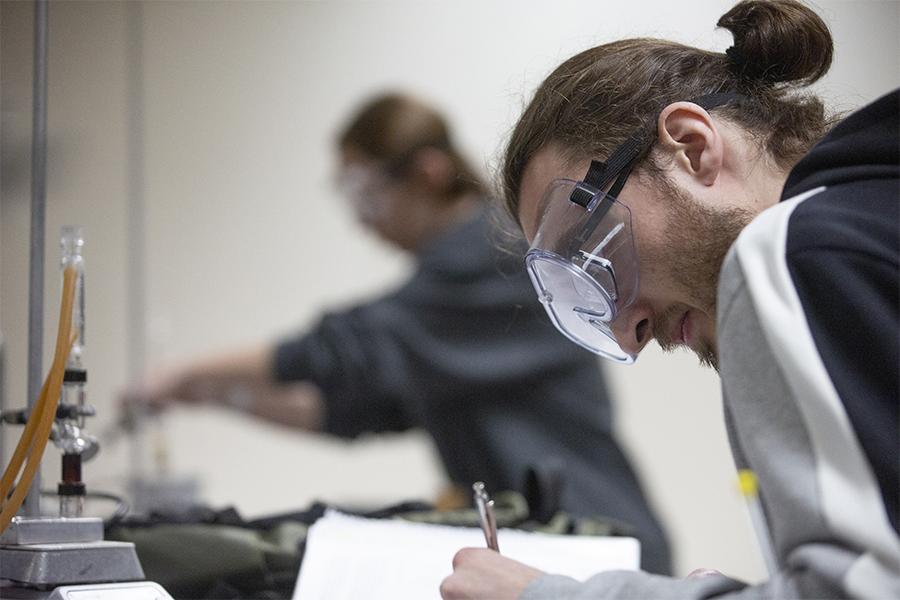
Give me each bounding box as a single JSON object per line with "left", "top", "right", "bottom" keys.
{"left": 472, "top": 481, "right": 500, "bottom": 552}
{"left": 442, "top": 482, "right": 543, "bottom": 598}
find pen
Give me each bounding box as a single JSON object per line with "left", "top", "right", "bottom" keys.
{"left": 472, "top": 481, "right": 500, "bottom": 552}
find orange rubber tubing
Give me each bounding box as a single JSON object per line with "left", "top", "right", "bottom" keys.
{"left": 0, "top": 266, "right": 78, "bottom": 533}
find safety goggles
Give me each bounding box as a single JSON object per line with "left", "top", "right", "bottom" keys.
{"left": 336, "top": 164, "right": 391, "bottom": 224}
{"left": 526, "top": 138, "right": 644, "bottom": 363}
{"left": 335, "top": 146, "right": 434, "bottom": 223}
{"left": 525, "top": 92, "right": 742, "bottom": 363}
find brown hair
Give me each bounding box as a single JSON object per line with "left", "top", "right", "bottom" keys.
{"left": 501, "top": 0, "right": 835, "bottom": 223}
{"left": 338, "top": 92, "right": 484, "bottom": 200}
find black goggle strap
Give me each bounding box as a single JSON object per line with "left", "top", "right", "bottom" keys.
{"left": 570, "top": 160, "right": 634, "bottom": 251}
{"left": 568, "top": 133, "right": 641, "bottom": 253}
{"left": 692, "top": 91, "right": 745, "bottom": 111}
{"left": 568, "top": 134, "right": 644, "bottom": 209}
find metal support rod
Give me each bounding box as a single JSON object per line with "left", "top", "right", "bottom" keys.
{"left": 25, "top": 0, "right": 49, "bottom": 517}
{"left": 125, "top": 0, "right": 147, "bottom": 484}
{"left": 1, "top": 334, "right": 6, "bottom": 471}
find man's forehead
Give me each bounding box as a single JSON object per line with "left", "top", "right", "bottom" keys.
{"left": 518, "top": 145, "right": 589, "bottom": 241}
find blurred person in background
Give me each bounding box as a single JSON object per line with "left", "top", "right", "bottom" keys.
{"left": 123, "top": 92, "right": 672, "bottom": 574}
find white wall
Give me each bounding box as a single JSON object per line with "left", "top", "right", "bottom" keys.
{"left": 2, "top": 0, "right": 897, "bottom": 583}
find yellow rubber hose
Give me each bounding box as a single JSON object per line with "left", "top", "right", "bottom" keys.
{"left": 0, "top": 378, "right": 49, "bottom": 498}
{"left": 0, "top": 266, "right": 78, "bottom": 532}
{"left": 0, "top": 268, "right": 75, "bottom": 499}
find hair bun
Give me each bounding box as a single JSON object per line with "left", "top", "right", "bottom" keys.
{"left": 718, "top": 0, "right": 833, "bottom": 86}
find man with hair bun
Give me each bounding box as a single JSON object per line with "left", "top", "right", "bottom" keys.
{"left": 442, "top": 0, "right": 898, "bottom": 598}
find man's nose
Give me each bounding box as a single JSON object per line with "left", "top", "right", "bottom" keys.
{"left": 611, "top": 304, "right": 654, "bottom": 357}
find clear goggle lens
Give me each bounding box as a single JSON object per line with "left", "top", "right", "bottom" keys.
{"left": 336, "top": 165, "right": 390, "bottom": 223}
{"left": 525, "top": 179, "right": 639, "bottom": 363}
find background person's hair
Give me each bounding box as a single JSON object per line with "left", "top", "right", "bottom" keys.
{"left": 501, "top": 0, "right": 836, "bottom": 223}
{"left": 338, "top": 92, "right": 484, "bottom": 200}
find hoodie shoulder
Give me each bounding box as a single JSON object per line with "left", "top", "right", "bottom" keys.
{"left": 783, "top": 90, "right": 899, "bottom": 198}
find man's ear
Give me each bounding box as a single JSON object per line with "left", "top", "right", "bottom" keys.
{"left": 657, "top": 102, "right": 723, "bottom": 186}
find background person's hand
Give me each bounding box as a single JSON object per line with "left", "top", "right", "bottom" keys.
{"left": 687, "top": 568, "right": 724, "bottom": 579}
{"left": 119, "top": 364, "right": 200, "bottom": 418}
{"left": 440, "top": 548, "right": 544, "bottom": 600}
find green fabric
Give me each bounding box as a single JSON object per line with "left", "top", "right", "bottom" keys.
{"left": 395, "top": 491, "right": 621, "bottom": 536}
{"left": 107, "top": 493, "right": 626, "bottom": 599}
{"left": 108, "top": 522, "right": 305, "bottom": 599}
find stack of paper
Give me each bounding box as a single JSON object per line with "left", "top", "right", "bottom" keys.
{"left": 293, "top": 510, "right": 639, "bottom": 599}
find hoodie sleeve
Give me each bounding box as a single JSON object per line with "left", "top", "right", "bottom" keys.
{"left": 273, "top": 301, "right": 412, "bottom": 438}
{"left": 522, "top": 570, "right": 747, "bottom": 600}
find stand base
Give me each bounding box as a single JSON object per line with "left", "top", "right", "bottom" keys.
{"left": 0, "top": 541, "right": 145, "bottom": 586}
{"left": 0, "top": 517, "right": 103, "bottom": 546}
{"left": 0, "top": 516, "right": 164, "bottom": 596}
{"left": 0, "top": 580, "right": 172, "bottom": 599}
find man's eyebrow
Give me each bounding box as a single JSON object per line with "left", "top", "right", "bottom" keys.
{"left": 523, "top": 186, "right": 555, "bottom": 240}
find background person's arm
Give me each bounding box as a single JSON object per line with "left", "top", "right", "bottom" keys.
{"left": 122, "top": 344, "right": 324, "bottom": 431}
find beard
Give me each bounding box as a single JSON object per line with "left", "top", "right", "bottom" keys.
{"left": 643, "top": 177, "right": 756, "bottom": 370}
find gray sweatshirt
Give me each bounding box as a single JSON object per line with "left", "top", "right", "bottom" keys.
{"left": 273, "top": 206, "right": 672, "bottom": 573}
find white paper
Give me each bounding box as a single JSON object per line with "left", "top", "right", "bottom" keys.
{"left": 293, "top": 510, "right": 640, "bottom": 600}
